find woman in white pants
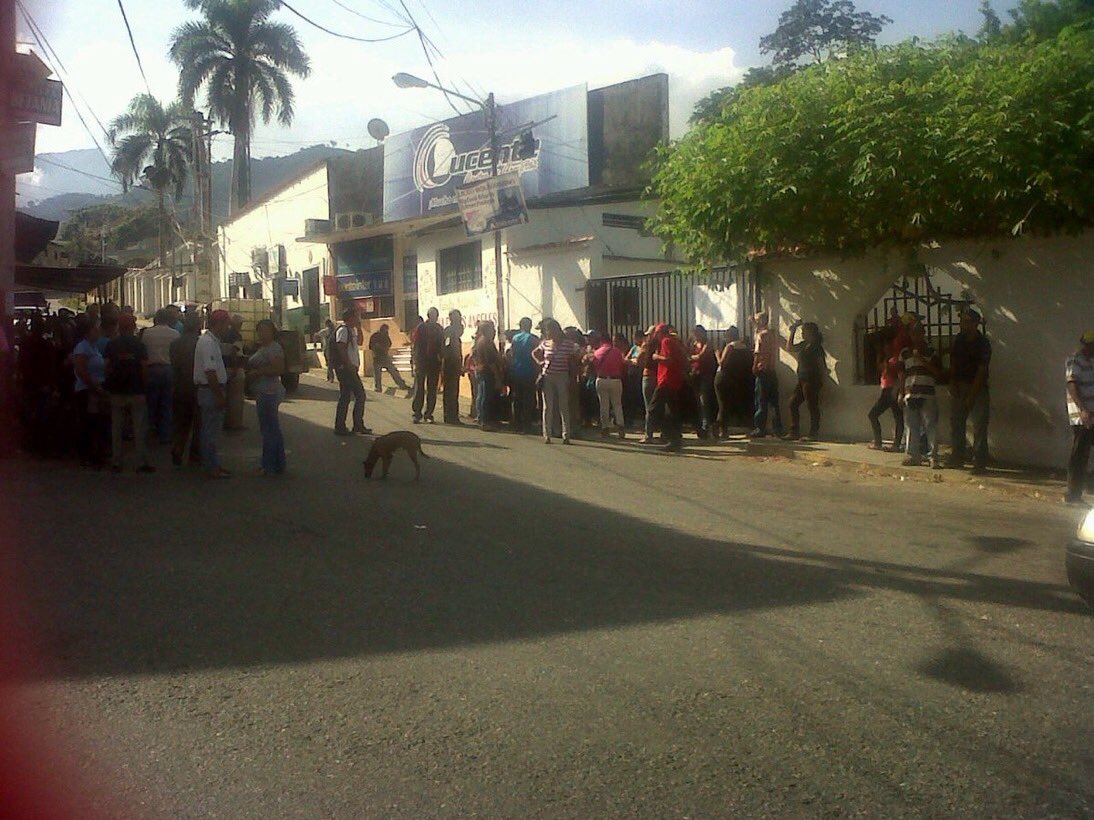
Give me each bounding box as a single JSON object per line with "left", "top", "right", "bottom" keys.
{"left": 532, "top": 319, "right": 580, "bottom": 445}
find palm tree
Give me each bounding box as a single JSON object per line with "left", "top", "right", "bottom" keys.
{"left": 108, "top": 94, "right": 194, "bottom": 269}
{"left": 169, "top": 0, "right": 311, "bottom": 212}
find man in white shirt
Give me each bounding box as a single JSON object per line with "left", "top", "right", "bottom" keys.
{"left": 194, "top": 309, "right": 232, "bottom": 478}
{"left": 142, "top": 308, "right": 180, "bottom": 445}
{"left": 333, "top": 307, "right": 369, "bottom": 435}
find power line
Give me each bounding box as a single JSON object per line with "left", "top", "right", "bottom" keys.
{"left": 325, "top": 0, "right": 408, "bottom": 28}
{"left": 279, "top": 0, "right": 417, "bottom": 43}
{"left": 36, "top": 156, "right": 121, "bottom": 187}
{"left": 396, "top": 0, "right": 474, "bottom": 117}
{"left": 115, "top": 0, "right": 151, "bottom": 94}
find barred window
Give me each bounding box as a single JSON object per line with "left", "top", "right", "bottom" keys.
{"left": 437, "top": 242, "right": 482, "bottom": 295}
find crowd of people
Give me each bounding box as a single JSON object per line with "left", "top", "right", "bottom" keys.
{"left": 3, "top": 299, "right": 1091, "bottom": 505}
{"left": 2, "top": 301, "right": 287, "bottom": 479}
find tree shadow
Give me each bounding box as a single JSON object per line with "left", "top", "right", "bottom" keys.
{"left": 968, "top": 535, "right": 1032, "bottom": 554}
{"left": 916, "top": 647, "right": 1018, "bottom": 694}
{"left": 5, "top": 407, "right": 1084, "bottom": 684}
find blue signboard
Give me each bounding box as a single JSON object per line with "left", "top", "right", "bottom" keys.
{"left": 334, "top": 236, "right": 393, "bottom": 298}
{"left": 383, "top": 83, "right": 589, "bottom": 222}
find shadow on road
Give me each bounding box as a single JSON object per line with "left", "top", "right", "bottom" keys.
{"left": 6, "top": 399, "right": 1085, "bottom": 683}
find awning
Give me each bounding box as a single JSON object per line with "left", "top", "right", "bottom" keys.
{"left": 15, "top": 211, "right": 60, "bottom": 263}
{"left": 15, "top": 263, "right": 127, "bottom": 294}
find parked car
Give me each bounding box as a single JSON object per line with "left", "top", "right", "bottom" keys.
{"left": 1066, "top": 506, "right": 1094, "bottom": 609}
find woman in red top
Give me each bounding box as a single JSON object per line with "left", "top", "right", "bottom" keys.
{"left": 646, "top": 324, "right": 687, "bottom": 452}
{"left": 867, "top": 321, "right": 909, "bottom": 450}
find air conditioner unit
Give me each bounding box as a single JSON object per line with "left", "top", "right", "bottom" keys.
{"left": 335, "top": 211, "right": 376, "bottom": 231}
{"left": 304, "top": 218, "right": 331, "bottom": 237}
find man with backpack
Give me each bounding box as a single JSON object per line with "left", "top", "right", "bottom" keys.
{"left": 332, "top": 307, "right": 369, "bottom": 436}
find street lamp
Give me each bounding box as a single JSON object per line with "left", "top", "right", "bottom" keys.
{"left": 393, "top": 72, "right": 505, "bottom": 332}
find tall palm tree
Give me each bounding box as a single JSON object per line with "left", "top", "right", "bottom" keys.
{"left": 108, "top": 94, "right": 194, "bottom": 269}
{"left": 169, "top": 0, "right": 311, "bottom": 212}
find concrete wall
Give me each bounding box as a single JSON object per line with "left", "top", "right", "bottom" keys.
{"left": 760, "top": 233, "right": 1093, "bottom": 468}
{"left": 412, "top": 199, "right": 676, "bottom": 331}
{"left": 218, "top": 164, "right": 331, "bottom": 314}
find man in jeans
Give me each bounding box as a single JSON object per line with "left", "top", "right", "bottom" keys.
{"left": 104, "top": 314, "right": 154, "bottom": 473}
{"left": 508, "top": 317, "right": 539, "bottom": 433}
{"left": 648, "top": 324, "right": 687, "bottom": 452}
{"left": 750, "top": 311, "right": 784, "bottom": 438}
{"left": 142, "top": 308, "right": 179, "bottom": 445}
{"left": 1065, "top": 330, "right": 1094, "bottom": 505}
{"left": 899, "top": 321, "right": 944, "bottom": 469}
{"left": 947, "top": 308, "right": 992, "bottom": 474}
{"left": 333, "top": 307, "right": 369, "bottom": 436}
{"left": 194, "top": 309, "right": 232, "bottom": 478}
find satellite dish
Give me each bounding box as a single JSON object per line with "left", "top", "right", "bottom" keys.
{"left": 367, "top": 118, "right": 390, "bottom": 143}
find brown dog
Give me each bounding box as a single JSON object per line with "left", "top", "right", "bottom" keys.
{"left": 363, "top": 431, "right": 430, "bottom": 480}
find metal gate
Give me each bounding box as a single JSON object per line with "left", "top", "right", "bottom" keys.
{"left": 584, "top": 266, "right": 752, "bottom": 345}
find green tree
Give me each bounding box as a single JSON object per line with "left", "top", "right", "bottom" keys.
{"left": 169, "top": 0, "right": 311, "bottom": 212}
{"left": 978, "top": 0, "right": 1004, "bottom": 39}
{"left": 758, "top": 0, "right": 892, "bottom": 67}
{"left": 108, "top": 94, "right": 193, "bottom": 268}
{"left": 690, "top": 66, "right": 792, "bottom": 126}
{"left": 650, "top": 23, "right": 1094, "bottom": 265}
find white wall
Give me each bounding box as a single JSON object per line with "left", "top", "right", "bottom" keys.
{"left": 761, "top": 233, "right": 1094, "bottom": 468}
{"left": 411, "top": 199, "right": 677, "bottom": 331}
{"left": 218, "top": 164, "right": 331, "bottom": 314}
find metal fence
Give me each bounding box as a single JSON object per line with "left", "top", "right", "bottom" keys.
{"left": 584, "top": 266, "right": 753, "bottom": 347}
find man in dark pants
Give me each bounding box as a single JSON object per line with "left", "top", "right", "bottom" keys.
{"left": 333, "top": 307, "right": 369, "bottom": 436}
{"left": 508, "top": 316, "right": 539, "bottom": 432}
{"left": 648, "top": 323, "right": 687, "bottom": 452}
{"left": 442, "top": 309, "right": 465, "bottom": 424}
{"left": 169, "top": 312, "right": 203, "bottom": 466}
{"left": 368, "top": 323, "right": 410, "bottom": 392}
{"left": 947, "top": 308, "right": 992, "bottom": 474}
{"left": 1065, "top": 330, "right": 1094, "bottom": 505}
{"left": 412, "top": 307, "right": 444, "bottom": 424}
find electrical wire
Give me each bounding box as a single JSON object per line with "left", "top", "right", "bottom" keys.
{"left": 325, "top": 0, "right": 408, "bottom": 28}
{"left": 396, "top": 0, "right": 474, "bottom": 117}
{"left": 115, "top": 0, "right": 152, "bottom": 94}
{"left": 279, "top": 0, "right": 417, "bottom": 43}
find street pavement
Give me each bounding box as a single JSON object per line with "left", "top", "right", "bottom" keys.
{"left": 3, "top": 374, "right": 1091, "bottom": 817}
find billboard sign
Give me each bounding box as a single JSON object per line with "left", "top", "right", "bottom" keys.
{"left": 384, "top": 83, "right": 588, "bottom": 222}
{"left": 456, "top": 172, "right": 529, "bottom": 236}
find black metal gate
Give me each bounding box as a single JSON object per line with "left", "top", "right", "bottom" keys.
{"left": 585, "top": 266, "right": 752, "bottom": 345}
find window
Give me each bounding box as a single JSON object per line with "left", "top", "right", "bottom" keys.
{"left": 437, "top": 241, "right": 482, "bottom": 295}
{"left": 855, "top": 268, "right": 980, "bottom": 384}
{"left": 610, "top": 285, "right": 640, "bottom": 325}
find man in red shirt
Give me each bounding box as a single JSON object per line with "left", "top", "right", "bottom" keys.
{"left": 593, "top": 334, "right": 627, "bottom": 438}
{"left": 647, "top": 323, "right": 687, "bottom": 452}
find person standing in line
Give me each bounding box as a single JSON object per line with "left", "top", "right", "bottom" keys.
{"left": 623, "top": 329, "right": 646, "bottom": 428}
{"left": 411, "top": 307, "right": 444, "bottom": 424}
{"left": 72, "top": 318, "right": 108, "bottom": 469}
{"left": 593, "top": 331, "right": 627, "bottom": 439}
{"left": 508, "top": 317, "right": 539, "bottom": 433}
{"left": 868, "top": 321, "right": 908, "bottom": 452}
{"left": 103, "top": 314, "right": 153, "bottom": 473}
{"left": 899, "top": 321, "right": 944, "bottom": 469}
{"left": 333, "top": 307, "right": 369, "bottom": 436}
{"left": 532, "top": 318, "right": 579, "bottom": 444}
{"left": 714, "top": 326, "right": 753, "bottom": 437}
{"left": 368, "top": 323, "right": 410, "bottom": 393}
{"left": 471, "top": 320, "right": 502, "bottom": 432}
{"left": 142, "top": 308, "right": 180, "bottom": 446}
{"left": 169, "top": 312, "right": 203, "bottom": 467}
{"left": 1065, "top": 330, "right": 1094, "bottom": 506}
{"left": 442, "top": 309, "right": 465, "bottom": 424}
{"left": 947, "top": 308, "right": 992, "bottom": 474}
{"left": 784, "top": 319, "right": 827, "bottom": 441}
{"left": 247, "top": 319, "right": 287, "bottom": 475}
{"left": 689, "top": 325, "right": 718, "bottom": 439}
{"left": 750, "top": 312, "right": 784, "bottom": 438}
{"left": 635, "top": 326, "right": 659, "bottom": 444}
{"left": 648, "top": 323, "right": 688, "bottom": 452}
{"left": 319, "top": 319, "right": 336, "bottom": 382}
{"left": 194, "top": 310, "right": 232, "bottom": 478}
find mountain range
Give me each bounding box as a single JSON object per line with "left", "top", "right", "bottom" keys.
{"left": 18, "top": 144, "right": 356, "bottom": 225}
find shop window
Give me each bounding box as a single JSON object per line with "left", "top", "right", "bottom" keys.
{"left": 437, "top": 241, "right": 482, "bottom": 295}
{"left": 855, "top": 268, "right": 979, "bottom": 384}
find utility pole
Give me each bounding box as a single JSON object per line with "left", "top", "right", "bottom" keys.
{"left": 1, "top": 0, "right": 15, "bottom": 322}
{"left": 486, "top": 92, "right": 505, "bottom": 333}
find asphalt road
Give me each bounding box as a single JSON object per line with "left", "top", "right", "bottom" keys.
{"left": 3, "top": 375, "right": 1091, "bottom": 817}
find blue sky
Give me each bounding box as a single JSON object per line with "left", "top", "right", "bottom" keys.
{"left": 20, "top": 0, "right": 1004, "bottom": 169}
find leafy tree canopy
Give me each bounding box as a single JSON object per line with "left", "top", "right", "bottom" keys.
{"left": 650, "top": 10, "right": 1094, "bottom": 264}
{"left": 759, "top": 0, "right": 892, "bottom": 67}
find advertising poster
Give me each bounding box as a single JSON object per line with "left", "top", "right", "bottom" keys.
{"left": 456, "top": 172, "right": 529, "bottom": 236}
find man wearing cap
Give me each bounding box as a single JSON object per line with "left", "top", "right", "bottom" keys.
{"left": 194, "top": 309, "right": 232, "bottom": 478}
{"left": 104, "top": 313, "right": 154, "bottom": 473}
{"left": 947, "top": 308, "right": 992, "bottom": 474}
{"left": 1065, "top": 330, "right": 1094, "bottom": 505}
